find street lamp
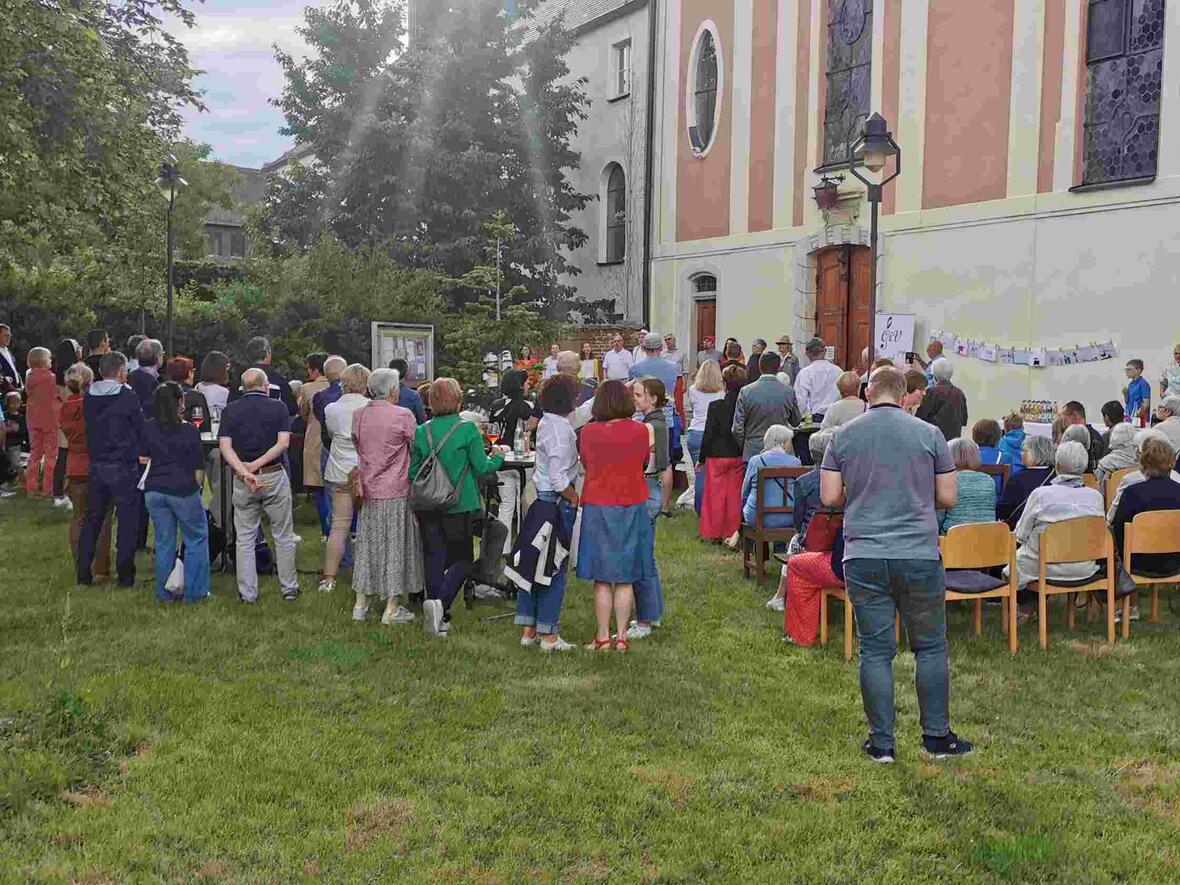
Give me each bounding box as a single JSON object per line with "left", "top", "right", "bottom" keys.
{"left": 156, "top": 155, "right": 187, "bottom": 358}
{"left": 846, "top": 113, "right": 900, "bottom": 361}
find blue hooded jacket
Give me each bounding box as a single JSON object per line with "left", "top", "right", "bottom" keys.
{"left": 997, "top": 428, "right": 1026, "bottom": 476}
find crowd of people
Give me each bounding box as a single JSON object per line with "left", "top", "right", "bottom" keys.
{"left": 4, "top": 317, "right": 1180, "bottom": 763}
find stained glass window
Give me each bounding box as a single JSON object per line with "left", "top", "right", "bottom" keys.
{"left": 605, "top": 164, "right": 626, "bottom": 263}
{"left": 823, "top": 0, "right": 873, "bottom": 167}
{"left": 690, "top": 30, "right": 719, "bottom": 153}
{"left": 1082, "top": 0, "right": 1165, "bottom": 185}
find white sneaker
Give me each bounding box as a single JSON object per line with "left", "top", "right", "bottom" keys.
{"left": 53, "top": 496, "right": 71, "bottom": 510}
{"left": 382, "top": 605, "right": 415, "bottom": 625}
{"left": 352, "top": 603, "right": 369, "bottom": 621}
{"left": 439, "top": 618, "right": 451, "bottom": 637}
{"left": 0, "top": 489, "right": 15, "bottom": 499}
{"left": 317, "top": 578, "right": 335, "bottom": 594}
{"left": 520, "top": 632, "right": 539, "bottom": 648}
{"left": 539, "top": 635, "right": 576, "bottom": 653}
{"left": 626, "top": 622, "right": 653, "bottom": 640}
{"left": 765, "top": 595, "right": 785, "bottom": 612}
{"left": 472, "top": 583, "right": 504, "bottom": 600}
{"left": 292, "top": 533, "right": 303, "bottom": 543}
{"left": 422, "top": 599, "right": 443, "bottom": 636}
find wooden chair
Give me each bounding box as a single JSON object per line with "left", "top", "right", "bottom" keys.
{"left": 1082, "top": 473, "right": 1100, "bottom": 491}
{"left": 979, "top": 464, "right": 1011, "bottom": 495}
{"left": 940, "top": 523, "right": 1019, "bottom": 653}
{"left": 1104, "top": 467, "right": 1136, "bottom": 512}
{"left": 1036, "top": 516, "right": 1116, "bottom": 650}
{"left": 1123, "top": 510, "right": 1180, "bottom": 627}
{"left": 741, "top": 466, "right": 809, "bottom": 583}
{"left": 819, "top": 587, "right": 902, "bottom": 663}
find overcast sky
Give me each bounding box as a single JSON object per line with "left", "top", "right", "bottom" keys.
{"left": 172, "top": 0, "right": 318, "bottom": 169}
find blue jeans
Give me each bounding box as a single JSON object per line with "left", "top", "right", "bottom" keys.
{"left": 685, "top": 429, "right": 704, "bottom": 514}
{"left": 844, "top": 558, "right": 951, "bottom": 751}
{"left": 634, "top": 477, "right": 665, "bottom": 624}
{"left": 514, "top": 493, "right": 575, "bottom": 634}
{"left": 77, "top": 462, "right": 141, "bottom": 586}
{"left": 145, "top": 490, "right": 210, "bottom": 602}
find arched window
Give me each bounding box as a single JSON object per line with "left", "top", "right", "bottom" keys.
{"left": 692, "top": 273, "right": 717, "bottom": 295}
{"left": 605, "top": 164, "right": 626, "bottom": 263}
{"left": 687, "top": 25, "right": 722, "bottom": 155}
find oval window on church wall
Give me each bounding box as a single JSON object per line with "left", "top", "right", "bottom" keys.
{"left": 687, "top": 23, "right": 723, "bottom": 156}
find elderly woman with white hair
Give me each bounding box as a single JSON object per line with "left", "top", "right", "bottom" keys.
{"left": 1152, "top": 395, "right": 1180, "bottom": 455}
{"left": 937, "top": 439, "right": 997, "bottom": 534}
{"left": 1106, "top": 429, "right": 1180, "bottom": 521}
{"left": 997, "top": 434, "right": 1058, "bottom": 529}
{"left": 915, "top": 357, "right": 968, "bottom": 441}
{"left": 1060, "top": 422, "right": 1100, "bottom": 474}
{"left": 766, "top": 428, "right": 833, "bottom": 612}
{"left": 1012, "top": 441, "right": 1105, "bottom": 623}
{"left": 724, "top": 424, "right": 801, "bottom": 549}
{"left": 1095, "top": 422, "right": 1138, "bottom": 487}
{"left": 347, "top": 367, "right": 423, "bottom": 624}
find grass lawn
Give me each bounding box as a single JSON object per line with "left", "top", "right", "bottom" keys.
{"left": 2, "top": 496, "right": 1180, "bottom": 883}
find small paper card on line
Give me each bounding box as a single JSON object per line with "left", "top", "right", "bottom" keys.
{"left": 1029, "top": 348, "right": 1047, "bottom": 368}
{"left": 1062, "top": 347, "right": 1081, "bottom": 365}
{"left": 825, "top": 346, "right": 836, "bottom": 361}
{"left": 978, "top": 343, "right": 997, "bottom": 362}
{"left": 997, "top": 347, "right": 1014, "bottom": 365}
{"left": 1047, "top": 349, "right": 1065, "bottom": 367}
{"left": 1012, "top": 349, "right": 1031, "bottom": 366}
{"left": 968, "top": 340, "right": 983, "bottom": 359}
{"left": 1097, "top": 340, "right": 1117, "bottom": 360}
{"left": 954, "top": 336, "right": 967, "bottom": 356}
{"left": 1078, "top": 344, "right": 1101, "bottom": 363}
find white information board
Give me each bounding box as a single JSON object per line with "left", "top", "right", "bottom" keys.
{"left": 371, "top": 322, "right": 435, "bottom": 383}
{"left": 874, "top": 313, "right": 915, "bottom": 364}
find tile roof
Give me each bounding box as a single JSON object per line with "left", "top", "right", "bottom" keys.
{"left": 526, "top": 0, "right": 644, "bottom": 37}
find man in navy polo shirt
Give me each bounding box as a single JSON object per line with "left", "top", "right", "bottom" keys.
{"left": 218, "top": 368, "right": 300, "bottom": 603}
{"left": 389, "top": 357, "right": 427, "bottom": 425}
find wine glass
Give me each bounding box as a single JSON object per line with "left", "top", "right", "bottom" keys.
{"left": 191, "top": 406, "right": 205, "bottom": 431}
{"left": 485, "top": 421, "right": 502, "bottom": 447}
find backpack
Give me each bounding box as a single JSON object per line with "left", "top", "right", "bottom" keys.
{"left": 410, "top": 421, "right": 471, "bottom": 512}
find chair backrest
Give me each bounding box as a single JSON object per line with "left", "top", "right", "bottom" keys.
{"left": 754, "top": 465, "right": 810, "bottom": 527}
{"left": 940, "top": 522, "right": 1013, "bottom": 570}
{"left": 979, "top": 464, "right": 1011, "bottom": 494}
{"left": 1040, "top": 516, "right": 1111, "bottom": 565}
{"left": 1082, "top": 473, "right": 1100, "bottom": 491}
{"left": 1104, "top": 467, "right": 1136, "bottom": 511}
{"left": 1125, "top": 510, "right": 1180, "bottom": 557}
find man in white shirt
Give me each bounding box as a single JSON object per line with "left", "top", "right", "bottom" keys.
{"left": 541, "top": 344, "right": 560, "bottom": 379}
{"left": 662, "top": 333, "right": 686, "bottom": 376}
{"left": 601, "top": 333, "right": 634, "bottom": 381}
{"left": 0, "top": 324, "right": 22, "bottom": 392}
{"left": 794, "top": 337, "right": 843, "bottom": 420}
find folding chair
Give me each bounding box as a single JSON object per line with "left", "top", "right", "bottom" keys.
{"left": 940, "top": 523, "right": 1019, "bottom": 653}
{"left": 1104, "top": 467, "right": 1136, "bottom": 512}
{"left": 1123, "top": 510, "right": 1180, "bottom": 628}
{"left": 979, "top": 464, "right": 1011, "bottom": 496}
{"left": 1036, "top": 516, "right": 1116, "bottom": 650}
{"left": 741, "top": 466, "right": 809, "bottom": 583}
{"left": 1082, "top": 473, "right": 1100, "bottom": 492}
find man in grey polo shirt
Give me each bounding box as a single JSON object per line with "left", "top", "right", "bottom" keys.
{"left": 820, "top": 365, "right": 972, "bottom": 763}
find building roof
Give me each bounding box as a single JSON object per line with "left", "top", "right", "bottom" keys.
{"left": 526, "top": 0, "right": 645, "bottom": 38}
{"left": 261, "top": 142, "right": 316, "bottom": 175}
{"left": 204, "top": 165, "right": 266, "bottom": 228}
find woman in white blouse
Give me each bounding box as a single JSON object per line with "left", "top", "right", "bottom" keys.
{"left": 514, "top": 374, "right": 581, "bottom": 652}
{"left": 318, "top": 363, "right": 371, "bottom": 593}
{"left": 686, "top": 359, "right": 725, "bottom": 514}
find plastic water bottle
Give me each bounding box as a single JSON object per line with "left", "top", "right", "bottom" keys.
{"left": 513, "top": 425, "right": 525, "bottom": 457}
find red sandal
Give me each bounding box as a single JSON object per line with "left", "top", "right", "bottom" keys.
{"left": 584, "top": 637, "right": 613, "bottom": 652}
{"left": 614, "top": 638, "right": 629, "bottom": 653}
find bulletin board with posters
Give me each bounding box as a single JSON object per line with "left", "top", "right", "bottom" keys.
{"left": 371, "top": 322, "right": 434, "bottom": 384}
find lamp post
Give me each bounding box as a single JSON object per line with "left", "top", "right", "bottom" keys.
{"left": 846, "top": 113, "right": 900, "bottom": 361}
{"left": 156, "top": 155, "right": 187, "bottom": 357}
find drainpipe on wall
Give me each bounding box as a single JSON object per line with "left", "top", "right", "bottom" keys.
{"left": 641, "top": 0, "right": 658, "bottom": 330}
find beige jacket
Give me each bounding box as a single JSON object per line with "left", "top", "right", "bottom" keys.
{"left": 298, "top": 377, "right": 330, "bottom": 487}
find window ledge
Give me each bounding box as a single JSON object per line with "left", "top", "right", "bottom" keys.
{"left": 1069, "top": 175, "right": 1156, "bottom": 194}
{"left": 813, "top": 160, "right": 860, "bottom": 176}
{"left": 597, "top": 259, "right": 625, "bottom": 267}
{"left": 607, "top": 92, "right": 631, "bottom": 104}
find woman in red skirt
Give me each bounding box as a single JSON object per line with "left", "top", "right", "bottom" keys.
{"left": 698, "top": 364, "right": 746, "bottom": 541}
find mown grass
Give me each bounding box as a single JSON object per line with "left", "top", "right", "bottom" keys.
{"left": 2, "top": 497, "right": 1179, "bottom": 882}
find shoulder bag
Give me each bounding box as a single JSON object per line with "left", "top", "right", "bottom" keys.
{"left": 410, "top": 421, "right": 472, "bottom": 512}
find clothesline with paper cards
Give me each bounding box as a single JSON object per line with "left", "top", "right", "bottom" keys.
{"left": 929, "top": 331, "right": 1118, "bottom": 368}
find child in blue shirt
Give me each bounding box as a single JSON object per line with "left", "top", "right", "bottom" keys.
{"left": 1124, "top": 359, "right": 1151, "bottom": 425}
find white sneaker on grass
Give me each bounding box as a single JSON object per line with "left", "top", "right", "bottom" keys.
{"left": 53, "top": 496, "right": 72, "bottom": 510}
{"left": 539, "top": 635, "right": 576, "bottom": 653}
{"left": 317, "top": 578, "right": 335, "bottom": 594}
{"left": 520, "top": 633, "right": 538, "bottom": 648}
{"left": 422, "top": 599, "right": 443, "bottom": 636}
{"left": 626, "top": 622, "right": 653, "bottom": 640}
{"left": 472, "top": 583, "right": 504, "bottom": 600}
{"left": 382, "top": 605, "right": 415, "bottom": 626}
{"left": 765, "top": 595, "right": 785, "bottom": 612}
{"left": 352, "top": 603, "right": 369, "bottom": 621}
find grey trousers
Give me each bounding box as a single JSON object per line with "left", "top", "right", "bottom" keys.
{"left": 232, "top": 470, "right": 299, "bottom": 601}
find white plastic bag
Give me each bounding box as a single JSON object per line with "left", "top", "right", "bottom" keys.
{"left": 165, "top": 557, "right": 184, "bottom": 593}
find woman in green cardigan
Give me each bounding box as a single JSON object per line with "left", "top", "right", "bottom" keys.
{"left": 410, "top": 377, "right": 508, "bottom": 637}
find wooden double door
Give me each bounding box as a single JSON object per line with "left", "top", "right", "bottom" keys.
{"left": 815, "top": 245, "right": 871, "bottom": 370}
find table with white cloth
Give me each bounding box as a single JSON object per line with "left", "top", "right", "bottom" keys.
{"left": 1024, "top": 422, "right": 1101, "bottom": 439}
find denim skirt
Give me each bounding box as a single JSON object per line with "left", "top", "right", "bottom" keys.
{"left": 576, "top": 503, "right": 657, "bottom": 584}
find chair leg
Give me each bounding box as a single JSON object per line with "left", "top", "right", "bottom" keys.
{"left": 1151, "top": 587, "right": 1161, "bottom": 623}
{"left": 843, "top": 597, "right": 854, "bottom": 663}
{"left": 1001, "top": 597, "right": 1009, "bottom": 635}
{"left": 819, "top": 592, "right": 829, "bottom": 647}
{"left": 1067, "top": 593, "right": 1076, "bottom": 631}
{"left": 974, "top": 599, "right": 983, "bottom": 635}
{"left": 1038, "top": 589, "right": 1048, "bottom": 651}
{"left": 1007, "top": 594, "right": 1018, "bottom": 655}
{"left": 1106, "top": 585, "right": 1116, "bottom": 644}
{"left": 756, "top": 541, "right": 766, "bottom": 584}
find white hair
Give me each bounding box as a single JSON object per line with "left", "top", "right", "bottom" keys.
{"left": 809, "top": 429, "right": 834, "bottom": 461}
{"left": 1061, "top": 424, "right": 1091, "bottom": 448}
{"left": 556, "top": 350, "right": 580, "bottom": 375}
{"left": 931, "top": 358, "right": 954, "bottom": 382}
{"left": 1108, "top": 422, "right": 1136, "bottom": 450}
{"left": 1021, "top": 434, "right": 1055, "bottom": 467}
{"left": 241, "top": 367, "right": 268, "bottom": 391}
{"left": 762, "top": 424, "right": 794, "bottom": 452}
{"left": 1136, "top": 427, "right": 1176, "bottom": 455}
{"left": 948, "top": 437, "right": 982, "bottom": 470}
{"left": 1055, "top": 440, "right": 1089, "bottom": 476}
{"left": 369, "top": 367, "right": 400, "bottom": 399}
{"left": 1160, "top": 395, "right": 1180, "bottom": 416}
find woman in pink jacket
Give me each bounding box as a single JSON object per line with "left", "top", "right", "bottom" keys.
{"left": 349, "top": 367, "right": 424, "bottom": 625}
